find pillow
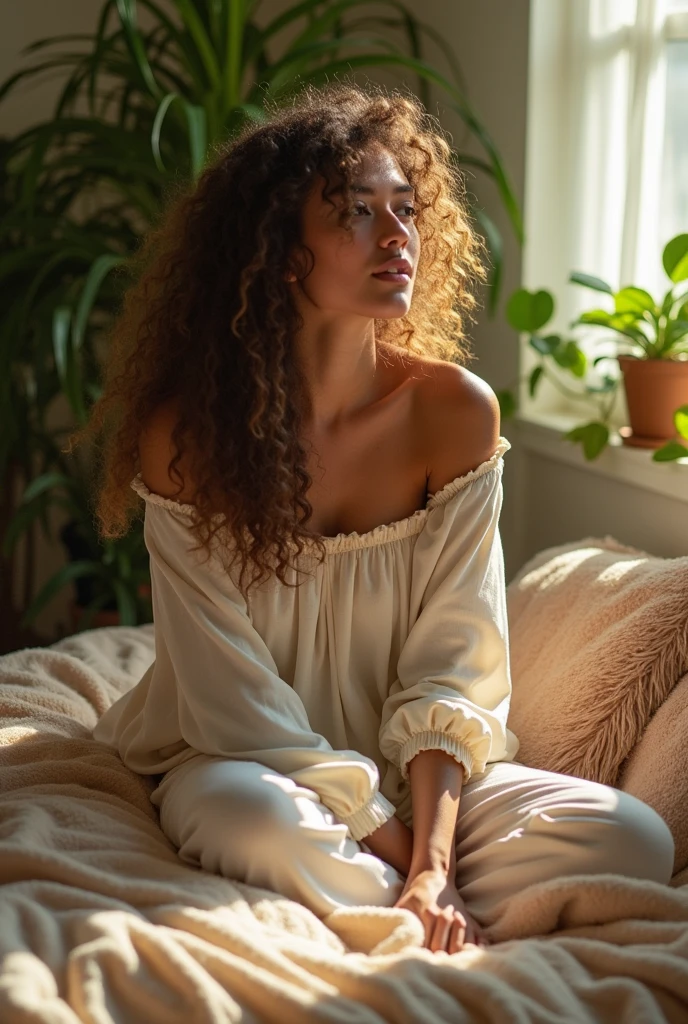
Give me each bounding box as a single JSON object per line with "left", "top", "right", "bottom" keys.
{"left": 617, "top": 671, "right": 688, "bottom": 875}
{"left": 505, "top": 536, "right": 688, "bottom": 786}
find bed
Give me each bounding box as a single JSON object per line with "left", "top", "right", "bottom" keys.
{"left": 1, "top": 535, "right": 687, "bottom": 1022}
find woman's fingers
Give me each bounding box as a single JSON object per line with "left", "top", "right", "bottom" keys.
{"left": 416, "top": 896, "right": 489, "bottom": 955}
{"left": 446, "top": 913, "right": 487, "bottom": 954}
{"left": 447, "top": 913, "right": 466, "bottom": 953}
{"left": 429, "top": 907, "right": 464, "bottom": 953}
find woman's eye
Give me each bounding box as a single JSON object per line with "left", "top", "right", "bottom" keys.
{"left": 352, "top": 204, "right": 417, "bottom": 217}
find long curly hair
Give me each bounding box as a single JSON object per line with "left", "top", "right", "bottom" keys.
{"left": 66, "top": 80, "right": 489, "bottom": 600}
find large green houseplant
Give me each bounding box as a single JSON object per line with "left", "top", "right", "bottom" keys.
{"left": 1, "top": 0, "right": 524, "bottom": 648}
{"left": 498, "top": 232, "right": 688, "bottom": 462}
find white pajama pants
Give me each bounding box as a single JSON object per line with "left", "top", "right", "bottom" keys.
{"left": 150, "top": 755, "right": 676, "bottom": 927}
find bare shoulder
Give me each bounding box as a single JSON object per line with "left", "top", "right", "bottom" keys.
{"left": 138, "top": 398, "right": 200, "bottom": 504}
{"left": 413, "top": 361, "right": 502, "bottom": 493}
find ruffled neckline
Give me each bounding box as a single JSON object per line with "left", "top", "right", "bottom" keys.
{"left": 130, "top": 436, "right": 511, "bottom": 554}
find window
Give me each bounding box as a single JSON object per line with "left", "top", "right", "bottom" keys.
{"left": 521, "top": 0, "right": 688, "bottom": 429}
{"left": 660, "top": 17, "right": 688, "bottom": 256}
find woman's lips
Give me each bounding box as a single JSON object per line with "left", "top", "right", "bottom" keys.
{"left": 371, "top": 271, "right": 411, "bottom": 283}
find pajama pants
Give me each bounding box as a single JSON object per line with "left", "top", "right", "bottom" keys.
{"left": 150, "top": 754, "right": 676, "bottom": 926}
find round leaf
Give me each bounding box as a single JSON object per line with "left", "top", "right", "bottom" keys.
{"left": 564, "top": 421, "right": 609, "bottom": 460}
{"left": 652, "top": 440, "right": 688, "bottom": 462}
{"left": 506, "top": 288, "right": 554, "bottom": 332}
{"left": 663, "top": 234, "right": 688, "bottom": 284}
{"left": 614, "top": 287, "right": 656, "bottom": 317}
{"left": 675, "top": 405, "right": 688, "bottom": 440}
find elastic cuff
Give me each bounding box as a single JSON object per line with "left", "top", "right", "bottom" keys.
{"left": 340, "top": 789, "right": 397, "bottom": 842}
{"left": 397, "top": 731, "right": 474, "bottom": 783}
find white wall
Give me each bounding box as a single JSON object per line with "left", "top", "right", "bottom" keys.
{"left": 411, "top": 0, "right": 530, "bottom": 580}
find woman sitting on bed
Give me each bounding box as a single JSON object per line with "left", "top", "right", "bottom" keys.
{"left": 82, "top": 82, "right": 674, "bottom": 956}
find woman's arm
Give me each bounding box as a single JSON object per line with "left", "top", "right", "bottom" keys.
{"left": 363, "top": 748, "right": 462, "bottom": 879}
{"left": 407, "top": 749, "right": 462, "bottom": 877}
{"left": 361, "top": 749, "right": 463, "bottom": 878}
{"left": 399, "top": 749, "right": 485, "bottom": 952}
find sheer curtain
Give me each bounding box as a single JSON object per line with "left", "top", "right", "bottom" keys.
{"left": 521, "top": 0, "right": 680, "bottom": 421}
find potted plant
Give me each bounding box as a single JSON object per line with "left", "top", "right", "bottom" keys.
{"left": 2, "top": 452, "right": 153, "bottom": 635}
{"left": 498, "top": 232, "right": 688, "bottom": 462}
{"left": 0, "top": 0, "right": 524, "bottom": 648}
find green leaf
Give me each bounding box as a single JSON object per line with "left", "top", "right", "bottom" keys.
{"left": 115, "top": 0, "right": 162, "bottom": 98}
{"left": 174, "top": 0, "right": 221, "bottom": 90}
{"left": 528, "top": 365, "right": 543, "bottom": 398}
{"left": 564, "top": 421, "right": 609, "bottom": 460}
{"left": 506, "top": 288, "right": 554, "bottom": 332}
{"left": 553, "top": 340, "right": 587, "bottom": 378}
{"left": 574, "top": 310, "right": 653, "bottom": 351}
{"left": 528, "top": 333, "right": 559, "bottom": 356}
{"left": 675, "top": 405, "right": 688, "bottom": 440}
{"left": 1, "top": 494, "right": 49, "bottom": 557}
{"left": 665, "top": 320, "right": 688, "bottom": 349}
{"left": 152, "top": 92, "right": 207, "bottom": 176}
{"left": 496, "top": 389, "right": 517, "bottom": 419}
{"left": 20, "top": 471, "right": 79, "bottom": 504}
{"left": 471, "top": 206, "right": 502, "bottom": 319}
{"left": 614, "top": 286, "right": 656, "bottom": 317}
{"left": 73, "top": 253, "right": 126, "bottom": 349}
{"left": 663, "top": 234, "right": 688, "bottom": 284}
{"left": 585, "top": 375, "right": 617, "bottom": 394}
{"left": 577, "top": 308, "right": 613, "bottom": 326}
{"left": 19, "top": 559, "right": 108, "bottom": 626}
{"left": 569, "top": 271, "right": 613, "bottom": 294}
{"left": 53, "top": 306, "right": 87, "bottom": 425}
{"left": 184, "top": 102, "right": 208, "bottom": 179}
{"left": 652, "top": 440, "right": 688, "bottom": 462}
{"left": 112, "top": 577, "right": 139, "bottom": 625}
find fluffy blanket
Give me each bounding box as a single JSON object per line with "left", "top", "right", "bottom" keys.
{"left": 1, "top": 624, "right": 688, "bottom": 1022}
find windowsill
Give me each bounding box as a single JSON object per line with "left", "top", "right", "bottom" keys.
{"left": 514, "top": 410, "right": 688, "bottom": 505}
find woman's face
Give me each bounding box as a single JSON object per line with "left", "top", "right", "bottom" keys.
{"left": 290, "top": 143, "right": 419, "bottom": 320}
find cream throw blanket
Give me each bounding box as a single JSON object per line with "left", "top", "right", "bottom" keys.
{"left": 0, "top": 587, "right": 687, "bottom": 1019}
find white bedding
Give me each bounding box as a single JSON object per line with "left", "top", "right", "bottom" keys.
{"left": 0, "top": 624, "right": 686, "bottom": 1023}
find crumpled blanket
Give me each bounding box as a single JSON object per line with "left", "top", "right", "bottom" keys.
{"left": 0, "top": 624, "right": 687, "bottom": 1023}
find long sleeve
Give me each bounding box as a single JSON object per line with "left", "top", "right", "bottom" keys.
{"left": 378, "top": 455, "right": 519, "bottom": 785}
{"left": 99, "top": 492, "right": 397, "bottom": 842}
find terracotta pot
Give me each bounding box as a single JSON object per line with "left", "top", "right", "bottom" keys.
{"left": 618, "top": 355, "right": 688, "bottom": 448}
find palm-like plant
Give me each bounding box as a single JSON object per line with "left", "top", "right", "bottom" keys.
{"left": 0, "top": 0, "right": 523, "bottom": 646}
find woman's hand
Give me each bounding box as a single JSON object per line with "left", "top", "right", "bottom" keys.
{"left": 394, "top": 867, "right": 488, "bottom": 954}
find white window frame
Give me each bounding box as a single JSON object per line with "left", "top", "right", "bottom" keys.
{"left": 520, "top": 0, "right": 688, "bottom": 433}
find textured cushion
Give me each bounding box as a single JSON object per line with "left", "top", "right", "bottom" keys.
{"left": 617, "top": 671, "right": 688, "bottom": 874}
{"left": 505, "top": 536, "right": 688, "bottom": 787}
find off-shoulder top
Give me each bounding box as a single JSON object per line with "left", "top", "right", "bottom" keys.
{"left": 92, "top": 436, "right": 520, "bottom": 841}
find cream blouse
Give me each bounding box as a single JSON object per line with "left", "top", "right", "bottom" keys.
{"left": 93, "top": 436, "right": 520, "bottom": 842}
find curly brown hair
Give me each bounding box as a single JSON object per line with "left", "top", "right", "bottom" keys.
{"left": 66, "top": 79, "right": 489, "bottom": 600}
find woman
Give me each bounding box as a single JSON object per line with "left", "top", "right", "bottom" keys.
{"left": 83, "top": 83, "right": 674, "bottom": 956}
